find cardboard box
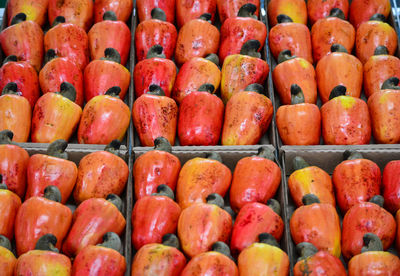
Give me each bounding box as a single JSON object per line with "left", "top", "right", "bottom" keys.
{"left": 282, "top": 146, "right": 400, "bottom": 274}
{"left": 0, "top": 0, "right": 135, "bottom": 150}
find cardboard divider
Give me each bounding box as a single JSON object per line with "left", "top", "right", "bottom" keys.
{"left": 131, "top": 145, "right": 291, "bottom": 272}
{"left": 281, "top": 147, "right": 400, "bottom": 274}
{"left": 264, "top": 0, "right": 400, "bottom": 152}
{"left": 131, "top": 3, "right": 277, "bottom": 148}
{"left": 0, "top": 0, "right": 134, "bottom": 150}
{"left": 11, "top": 144, "right": 133, "bottom": 276}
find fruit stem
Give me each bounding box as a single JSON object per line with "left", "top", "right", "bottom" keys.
{"left": 291, "top": 84, "right": 305, "bottom": 104}
{"left": 98, "top": 232, "right": 122, "bottom": 253}
{"left": 237, "top": 3, "right": 257, "bottom": 19}
{"left": 46, "top": 140, "right": 68, "bottom": 160}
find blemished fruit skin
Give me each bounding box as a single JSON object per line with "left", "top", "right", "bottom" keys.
{"left": 48, "top": 0, "right": 93, "bottom": 32}
{"left": 131, "top": 242, "right": 187, "bottom": 276}
{"left": 131, "top": 194, "right": 181, "bottom": 250}
{"left": 15, "top": 249, "right": 72, "bottom": 275}
{"left": 178, "top": 202, "right": 232, "bottom": 258}
{"left": 290, "top": 200, "right": 341, "bottom": 257}
{"left": 0, "top": 59, "right": 40, "bottom": 108}
{"left": 268, "top": 0, "right": 307, "bottom": 27}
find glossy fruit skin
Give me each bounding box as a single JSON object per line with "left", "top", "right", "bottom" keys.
{"left": 321, "top": 96, "right": 371, "bottom": 145}
{"left": 368, "top": 89, "right": 400, "bottom": 144}
{"left": 15, "top": 196, "right": 72, "bottom": 256}
{"left": 31, "top": 93, "right": 82, "bottom": 143}
{"left": 0, "top": 20, "right": 44, "bottom": 72}
{"left": 88, "top": 20, "right": 131, "bottom": 66}
{"left": 78, "top": 95, "right": 131, "bottom": 145}
{"left": 15, "top": 250, "right": 71, "bottom": 275}
{"left": 348, "top": 251, "right": 400, "bottom": 276}
{"left": 219, "top": 16, "right": 267, "bottom": 63}
{"left": 39, "top": 57, "right": 84, "bottom": 106}
{"left": 178, "top": 202, "right": 232, "bottom": 258}
{"left": 222, "top": 91, "right": 273, "bottom": 145}
{"left": 0, "top": 94, "right": 31, "bottom": 142}
{"left": 290, "top": 202, "right": 341, "bottom": 257}
{"left": 44, "top": 22, "right": 89, "bottom": 71}
{"left": 288, "top": 166, "right": 335, "bottom": 207}
{"left": 307, "top": 0, "right": 349, "bottom": 25}
{"left": 238, "top": 243, "right": 290, "bottom": 276}
{"left": 94, "top": 0, "right": 133, "bottom": 23}
{"left": 294, "top": 250, "right": 347, "bottom": 276}
{"left": 316, "top": 52, "right": 363, "bottom": 103}
{"left": 333, "top": 158, "right": 381, "bottom": 212}
{"left": 73, "top": 151, "right": 129, "bottom": 203}
{"left": 230, "top": 157, "right": 281, "bottom": 212}
{"left": 72, "top": 245, "right": 126, "bottom": 276}
{"left": 135, "top": 19, "right": 177, "bottom": 62}
{"left": 181, "top": 251, "right": 239, "bottom": 276}
{"left": 175, "top": 19, "right": 220, "bottom": 66}
{"left": 173, "top": 57, "right": 221, "bottom": 104}
{"left": 131, "top": 243, "right": 186, "bottom": 276}
{"left": 62, "top": 198, "right": 126, "bottom": 257}
{"left": 311, "top": 17, "right": 355, "bottom": 62}
{"left": 0, "top": 59, "right": 40, "bottom": 108}
{"left": 7, "top": 0, "right": 49, "bottom": 26}
{"left": 133, "top": 94, "right": 178, "bottom": 147}
{"left": 133, "top": 150, "right": 181, "bottom": 200}
{"left": 136, "top": 0, "right": 175, "bottom": 23}
{"left": 220, "top": 54, "right": 269, "bottom": 103}
{"left": 268, "top": 0, "right": 307, "bottom": 27}
{"left": 276, "top": 103, "right": 321, "bottom": 145}
{"left": 383, "top": 161, "right": 400, "bottom": 213}
{"left": 0, "top": 189, "right": 21, "bottom": 240}
{"left": 342, "top": 201, "right": 396, "bottom": 260}
{"left": 231, "top": 202, "right": 284, "bottom": 256}
{"left": 178, "top": 92, "right": 224, "bottom": 146}
{"left": 25, "top": 154, "right": 78, "bottom": 204}
{"left": 176, "top": 157, "right": 232, "bottom": 209}
{"left": 48, "top": 0, "right": 93, "bottom": 31}
{"left": 396, "top": 210, "right": 400, "bottom": 251}
{"left": 364, "top": 55, "right": 400, "bottom": 98}
{"left": 132, "top": 195, "right": 181, "bottom": 250}
{"left": 272, "top": 57, "right": 317, "bottom": 105}
{"left": 349, "top": 0, "right": 391, "bottom": 29}
{"left": 0, "top": 144, "right": 29, "bottom": 198}
{"left": 84, "top": 60, "right": 130, "bottom": 102}
{"left": 177, "top": 0, "right": 217, "bottom": 28}
{"left": 217, "top": 0, "right": 259, "bottom": 23}
{"left": 356, "top": 20, "right": 398, "bottom": 64}
{"left": 269, "top": 23, "right": 313, "bottom": 64}
{"left": 134, "top": 57, "right": 176, "bottom": 98}
{"left": 0, "top": 245, "right": 17, "bottom": 275}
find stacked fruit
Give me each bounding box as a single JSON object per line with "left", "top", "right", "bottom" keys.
{"left": 130, "top": 138, "right": 287, "bottom": 275}
{"left": 288, "top": 152, "right": 400, "bottom": 275}
{"left": 0, "top": 0, "right": 133, "bottom": 144}
{"left": 269, "top": 0, "right": 400, "bottom": 145}
{"left": 0, "top": 130, "right": 128, "bottom": 274}
{"left": 133, "top": 0, "right": 274, "bottom": 146}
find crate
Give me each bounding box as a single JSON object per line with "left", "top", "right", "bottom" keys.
{"left": 264, "top": 0, "right": 400, "bottom": 153}
{"left": 0, "top": 0, "right": 135, "bottom": 150}
{"left": 131, "top": 3, "right": 278, "bottom": 149}
{"left": 131, "top": 145, "right": 291, "bottom": 274}
{"left": 281, "top": 146, "right": 400, "bottom": 274}
{"left": 5, "top": 143, "right": 133, "bottom": 276}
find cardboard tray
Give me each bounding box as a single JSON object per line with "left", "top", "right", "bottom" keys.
{"left": 131, "top": 145, "right": 291, "bottom": 274}
{"left": 281, "top": 146, "right": 400, "bottom": 274}
{"left": 8, "top": 144, "right": 133, "bottom": 276}
{"left": 0, "top": 0, "right": 135, "bottom": 151}
{"left": 131, "top": 3, "right": 278, "bottom": 149}
{"left": 264, "top": 0, "right": 400, "bottom": 152}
